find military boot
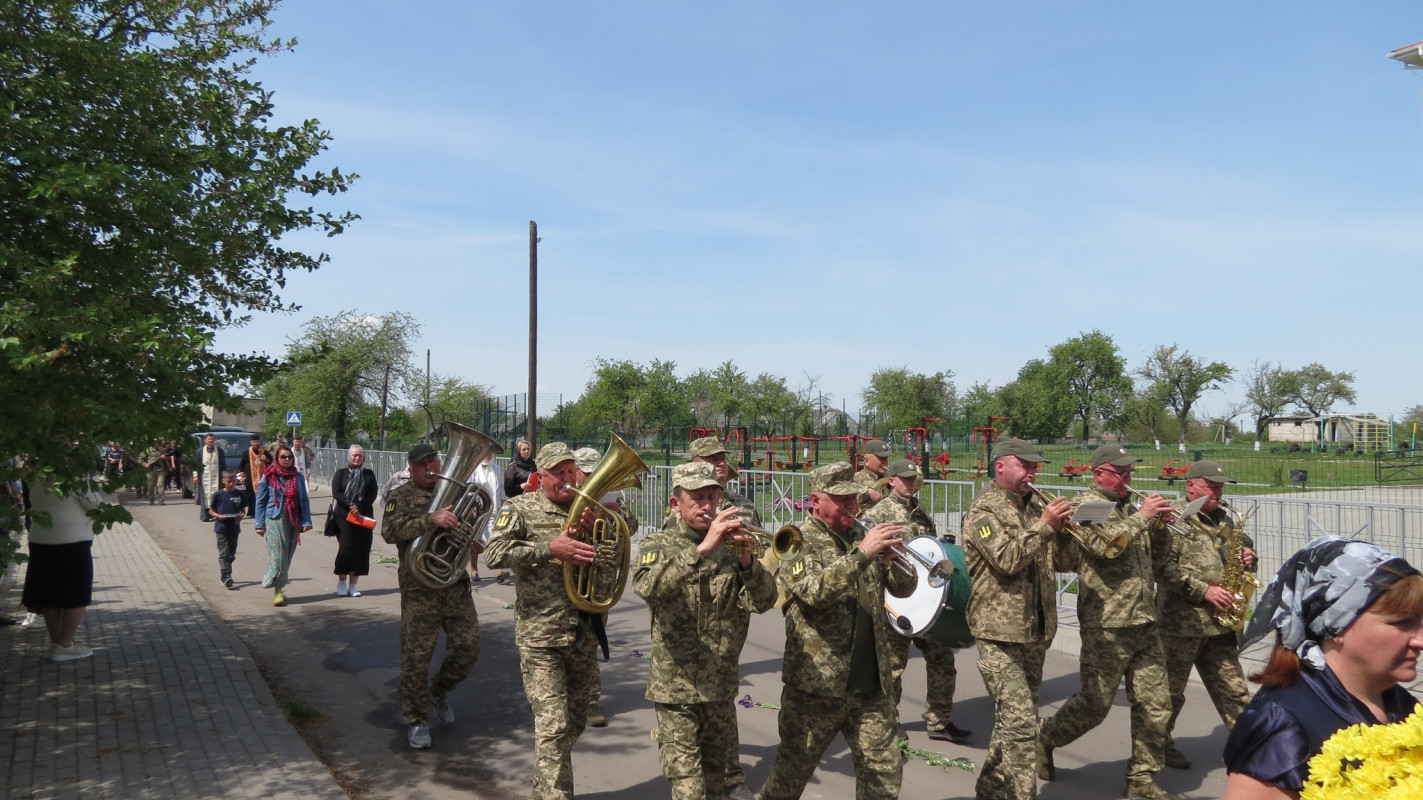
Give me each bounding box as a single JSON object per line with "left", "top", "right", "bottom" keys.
{"left": 1125, "top": 778, "right": 1183, "bottom": 800}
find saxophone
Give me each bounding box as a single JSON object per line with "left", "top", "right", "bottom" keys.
{"left": 1212, "top": 502, "right": 1260, "bottom": 632}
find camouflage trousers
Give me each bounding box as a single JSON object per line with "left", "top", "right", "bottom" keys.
{"left": 975, "top": 639, "right": 1047, "bottom": 800}
{"left": 145, "top": 468, "right": 164, "bottom": 503}
{"left": 398, "top": 575, "right": 481, "bottom": 725}
{"left": 654, "top": 700, "right": 735, "bottom": 800}
{"left": 759, "top": 686, "right": 902, "bottom": 800}
{"left": 1040, "top": 623, "right": 1170, "bottom": 782}
{"left": 1161, "top": 632, "right": 1249, "bottom": 738}
{"left": 888, "top": 635, "right": 959, "bottom": 729}
{"left": 519, "top": 638, "right": 601, "bottom": 800}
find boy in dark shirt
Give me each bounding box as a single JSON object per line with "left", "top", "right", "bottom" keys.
{"left": 209, "top": 472, "right": 245, "bottom": 589}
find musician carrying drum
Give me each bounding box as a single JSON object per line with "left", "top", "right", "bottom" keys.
{"left": 861, "top": 457, "right": 973, "bottom": 744}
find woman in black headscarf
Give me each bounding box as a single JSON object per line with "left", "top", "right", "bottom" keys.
{"left": 331, "top": 445, "right": 378, "bottom": 597}
{"left": 1223, "top": 536, "right": 1423, "bottom": 800}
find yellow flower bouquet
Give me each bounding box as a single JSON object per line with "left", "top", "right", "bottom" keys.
{"left": 1300, "top": 707, "right": 1423, "bottom": 800}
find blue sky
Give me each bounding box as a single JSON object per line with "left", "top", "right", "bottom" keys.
{"left": 220, "top": 1, "right": 1423, "bottom": 422}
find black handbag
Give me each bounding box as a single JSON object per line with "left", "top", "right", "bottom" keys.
{"left": 323, "top": 502, "right": 341, "bottom": 537}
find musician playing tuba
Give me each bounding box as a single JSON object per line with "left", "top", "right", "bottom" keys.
{"left": 1152, "top": 460, "right": 1256, "bottom": 771}
{"left": 379, "top": 443, "right": 482, "bottom": 751}
{"left": 482, "top": 442, "right": 610, "bottom": 800}
{"left": 632, "top": 462, "right": 777, "bottom": 800}
{"left": 860, "top": 456, "right": 972, "bottom": 744}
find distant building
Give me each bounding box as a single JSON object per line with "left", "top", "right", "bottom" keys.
{"left": 201, "top": 397, "right": 267, "bottom": 429}
{"left": 1268, "top": 413, "right": 1390, "bottom": 450}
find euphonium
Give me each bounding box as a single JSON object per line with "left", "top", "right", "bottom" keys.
{"left": 562, "top": 433, "right": 648, "bottom": 614}
{"left": 1213, "top": 500, "right": 1260, "bottom": 631}
{"left": 407, "top": 422, "right": 504, "bottom": 591}
{"left": 1026, "top": 482, "right": 1131, "bottom": 559}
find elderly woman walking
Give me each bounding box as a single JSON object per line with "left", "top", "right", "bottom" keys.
{"left": 254, "top": 445, "right": 312, "bottom": 607}
{"left": 331, "top": 445, "right": 378, "bottom": 597}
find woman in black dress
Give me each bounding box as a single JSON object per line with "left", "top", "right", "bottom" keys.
{"left": 331, "top": 445, "right": 378, "bottom": 597}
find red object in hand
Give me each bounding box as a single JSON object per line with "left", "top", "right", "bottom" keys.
{"left": 346, "top": 509, "right": 376, "bottom": 530}
{"left": 527, "top": 473, "right": 541, "bottom": 490}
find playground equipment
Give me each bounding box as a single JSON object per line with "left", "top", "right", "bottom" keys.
{"left": 1160, "top": 458, "right": 1189, "bottom": 483}
{"left": 1058, "top": 458, "right": 1091, "bottom": 479}
{"left": 970, "top": 416, "right": 1010, "bottom": 476}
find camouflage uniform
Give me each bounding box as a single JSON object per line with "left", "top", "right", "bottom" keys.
{"left": 1153, "top": 501, "right": 1253, "bottom": 740}
{"left": 380, "top": 482, "right": 482, "bottom": 728}
{"left": 861, "top": 490, "right": 962, "bottom": 733}
{"left": 964, "top": 483, "right": 1077, "bottom": 800}
{"left": 484, "top": 488, "right": 599, "bottom": 800}
{"left": 633, "top": 505, "right": 777, "bottom": 800}
{"left": 758, "top": 512, "right": 917, "bottom": 800}
{"left": 1039, "top": 485, "right": 1171, "bottom": 785}
{"left": 854, "top": 467, "right": 883, "bottom": 511}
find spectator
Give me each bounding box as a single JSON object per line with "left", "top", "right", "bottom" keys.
{"left": 331, "top": 445, "right": 378, "bottom": 597}
{"left": 208, "top": 471, "right": 245, "bottom": 589}
{"left": 497, "top": 439, "right": 536, "bottom": 586}
{"left": 198, "top": 433, "right": 225, "bottom": 521}
{"left": 254, "top": 445, "right": 311, "bottom": 608}
{"left": 21, "top": 487, "right": 96, "bottom": 661}
{"left": 243, "top": 434, "right": 270, "bottom": 516}
{"left": 290, "top": 435, "right": 312, "bottom": 482}
{"left": 467, "top": 453, "right": 505, "bottom": 583}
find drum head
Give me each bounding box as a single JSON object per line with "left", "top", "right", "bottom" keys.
{"left": 882, "top": 537, "right": 952, "bottom": 637}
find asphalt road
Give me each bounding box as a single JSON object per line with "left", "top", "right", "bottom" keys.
{"left": 128, "top": 487, "right": 1234, "bottom": 800}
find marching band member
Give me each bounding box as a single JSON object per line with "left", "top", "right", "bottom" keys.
{"left": 861, "top": 457, "right": 971, "bottom": 744}
{"left": 1038, "top": 444, "right": 1178, "bottom": 800}
{"left": 853, "top": 439, "right": 892, "bottom": 510}
{"left": 1153, "top": 460, "right": 1255, "bottom": 769}
{"left": 483, "top": 442, "right": 602, "bottom": 800}
{"left": 632, "top": 462, "right": 776, "bottom": 800}
{"left": 379, "top": 443, "right": 482, "bottom": 750}
{"left": 758, "top": 462, "right": 914, "bottom": 800}
{"left": 963, "top": 439, "right": 1075, "bottom": 800}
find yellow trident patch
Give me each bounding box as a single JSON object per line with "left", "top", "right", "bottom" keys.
{"left": 384, "top": 500, "right": 396, "bottom": 514}
{"left": 494, "top": 508, "right": 513, "bottom": 530}
{"left": 639, "top": 550, "right": 659, "bottom": 566}
{"left": 790, "top": 560, "right": 805, "bottom": 577}
{"left": 975, "top": 518, "right": 996, "bottom": 540}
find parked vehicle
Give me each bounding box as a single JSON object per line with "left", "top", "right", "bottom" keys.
{"left": 188, "top": 426, "right": 262, "bottom": 519}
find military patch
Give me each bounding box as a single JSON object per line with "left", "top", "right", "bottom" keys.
{"left": 974, "top": 517, "right": 997, "bottom": 540}
{"left": 384, "top": 500, "right": 396, "bottom": 514}
{"left": 790, "top": 559, "right": 805, "bottom": 577}
{"left": 494, "top": 508, "right": 513, "bottom": 531}
{"left": 639, "top": 549, "right": 659, "bottom": 566}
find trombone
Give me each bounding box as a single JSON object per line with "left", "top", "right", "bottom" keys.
{"left": 1025, "top": 482, "right": 1131, "bottom": 559}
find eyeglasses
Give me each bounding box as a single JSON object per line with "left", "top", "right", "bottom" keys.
{"left": 278, "top": 456, "right": 293, "bottom": 461}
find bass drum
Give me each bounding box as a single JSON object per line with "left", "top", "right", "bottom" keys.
{"left": 882, "top": 538, "right": 974, "bottom": 648}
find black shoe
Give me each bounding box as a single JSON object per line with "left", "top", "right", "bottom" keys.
{"left": 1163, "top": 742, "right": 1191, "bottom": 770}
{"left": 223, "top": 576, "right": 235, "bottom": 589}
{"left": 926, "top": 722, "right": 972, "bottom": 744}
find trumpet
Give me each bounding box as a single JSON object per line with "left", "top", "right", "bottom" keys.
{"left": 699, "top": 513, "right": 803, "bottom": 561}
{"left": 1025, "top": 482, "right": 1131, "bottom": 559}
{"left": 1125, "top": 486, "right": 1201, "bottom": 537}
{"left": 857, "top": 519, "right": 955, "bottom": 588}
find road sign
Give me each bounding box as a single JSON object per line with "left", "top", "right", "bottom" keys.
{"left": 286, "top": 411, "right": 302, "bottom": 426}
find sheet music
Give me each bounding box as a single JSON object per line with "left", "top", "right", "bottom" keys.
{"left": 1071, "top": 501, "right": 1116, "bottom": 526}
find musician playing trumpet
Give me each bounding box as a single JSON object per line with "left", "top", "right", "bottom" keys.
{"left": 380, "top": 443, "right": 482, "bottom": 750}
{"left": 632, "top": 462, "right": 777, "bottom": 800}
{"left": 484, "top": 442, "right": 606, "bottom": 800}
{"left": 861, "top": 457, "right": 972, "bottom": 744}
{"left": 1153, "top": 460, "right": 1256, "bottom": 770}
{"left": 1038, "top": 444, "right": 1179, "bottom": 800}
{"left": 963, "top": 439, "right": 1077, "bottom": 800}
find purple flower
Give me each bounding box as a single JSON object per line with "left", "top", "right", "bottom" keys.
{"left": 738, "top": 694, "right": 754, "bottom": 709}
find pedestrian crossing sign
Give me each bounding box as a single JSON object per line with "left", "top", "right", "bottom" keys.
{"left": 286, "top": 411, "right": 302, "bottom": 426}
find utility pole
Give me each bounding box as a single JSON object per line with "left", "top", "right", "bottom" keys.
{"left": 527, "top": 221, "right": 539, "bottom": 449}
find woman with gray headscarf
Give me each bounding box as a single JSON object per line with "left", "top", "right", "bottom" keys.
{"left": 330, "top": 445, "right": 378, "bottom": 597}
{"left": 1223, "top": 536, "right": 1423, "bottom": 800}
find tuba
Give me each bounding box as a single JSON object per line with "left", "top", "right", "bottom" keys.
{"left": 406, "top": 422, "right": 504, "bottom": 591}
{"left": 562, "top": 433, "right": 649, "bottom": 613}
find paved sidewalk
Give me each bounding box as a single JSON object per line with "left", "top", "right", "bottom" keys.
{"left": 1, "top": 517, "right": 347, "bottom": 800}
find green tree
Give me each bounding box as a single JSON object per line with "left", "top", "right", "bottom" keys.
{"left": 958, "top": 381, "right": 1004, "bottom": 438}
{"left": 997, "top": 361, "right": 1071, "bottom": 441}
{"left": 262, "top": 311, "right": 418, "bottom": 442}
{"left": 745, "top": 373, "right": 799, "bottom": 437}
{"left": 1120, "top": 390, "right": 1170, "bottom": 444}
{"left": 410, "top": 375, "right": 491, "bottom": 436}
{"left": 859, "top": 367, "right": 958, "bottom": 433}
{"left": 575, "top": 358, "right": 690, "bottom": 441}
{"left": 1243, "top": 360, "right": 1292, "bottom": 440}
{"left": 1047, "top": 330, "right": 1131, "bottom": 442}
{"left": 0, "top": 1, "right": 355, "bottom": 556}
{"left": 1135, "top": 344, "right": 1233, "bottom": 445}
{"left": 1283, "top": 363, "right": 1357, "bottom": 417}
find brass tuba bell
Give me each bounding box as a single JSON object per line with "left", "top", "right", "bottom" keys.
{"left": 562, "top": 433, "right": 648, "bottom": 613}
{"left": 406, "top": 422, "right": 504, "bottom": 591}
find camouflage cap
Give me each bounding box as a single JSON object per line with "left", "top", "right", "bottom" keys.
{"left": 1091, "top": 443, "right": 1142, "bottom": 469}
{"left": 992, "top": 438, "right": 1048, "bottom": 463}
{"left": 885, "top": 457, "right": 919, "bottom": 478}
{"left": 671, "top": 462, "right": 721, "bottom": 492}
{"left": 407, "top": 443, "right": 438, "bottom": 465}
{"left": 860, "top": 439, "right": 891, "bottom": 458}
{"left": 572, "top": 447, "right": 601, "bottom": 474}
{"left": 689, "top": 436, "right": 729, "bottom": 458}
{"left": 809, "top": 461, "right": 861, "bottom": 495}
{"left": 535, "top": 442, "right": 576, "bottom": 470}
{"left": 1185, "top": 460, "right": 1236, "bottom": 483}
